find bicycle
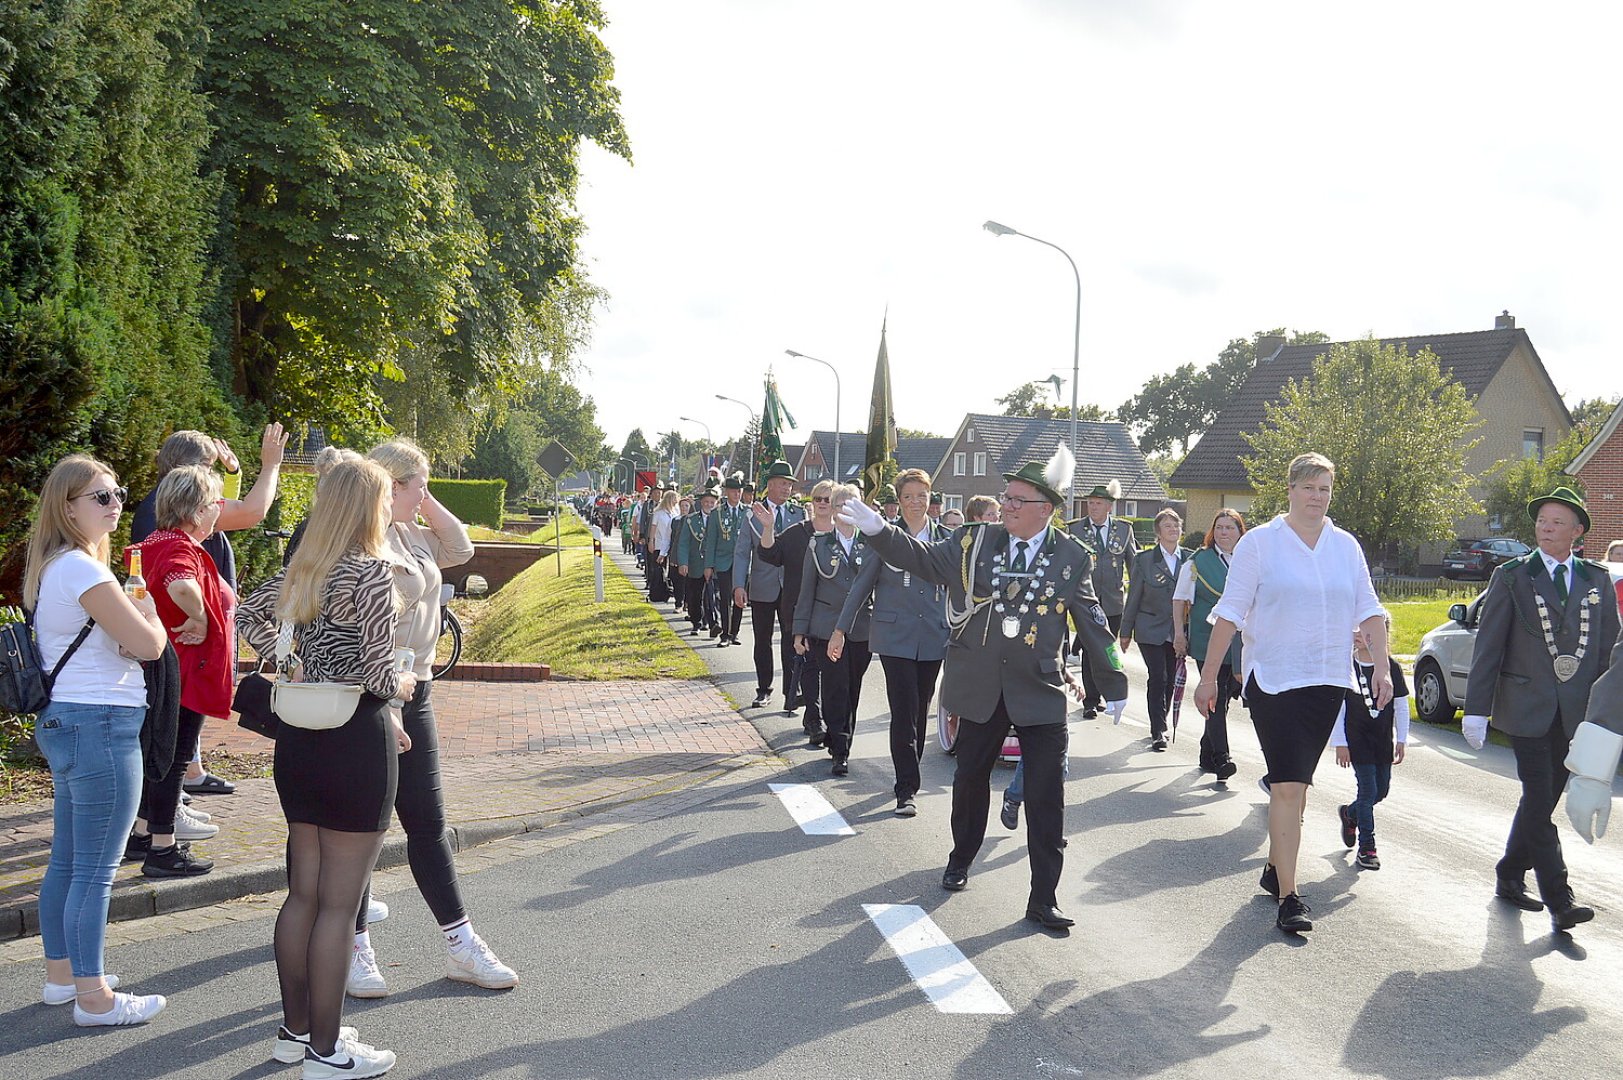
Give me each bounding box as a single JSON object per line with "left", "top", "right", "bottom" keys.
{"left": 433, "top": 583, "right": 462, "bottom": 680}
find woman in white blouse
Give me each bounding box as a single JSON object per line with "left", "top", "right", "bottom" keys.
{"left": 1194, "top": 452, "right": 1390, "bottom": 935}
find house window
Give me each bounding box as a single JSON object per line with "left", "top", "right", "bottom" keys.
{"left": 973, "top": 452, "right": 987, "bottom": 476}
{"left": 1123, "top": 500, "right": 1138, "bottom": 518}
{"left": 967, "top": 427, "right": 975, "bottom": 443}
{"left": 1523, "top": 429, "right": 1545, "bottom": 461}
{"left": 944, "top": 495, "right": 963, "bottom": 512}
{"left": 954, "top": 452, "right": 966, "bottom": 476}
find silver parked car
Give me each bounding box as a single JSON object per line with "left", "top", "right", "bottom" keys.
{"left": 1412, "top": 563, "right": 1623, "bottom": 725}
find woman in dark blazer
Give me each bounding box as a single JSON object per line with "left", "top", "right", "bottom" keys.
{"left": 1121, "top": 509, "right": 1192, "bottom": 751}
{"left": 755, "top": 481, "right": 836, "bottom": 742}
{"left": 788, "top": 484, "right": 872, "bottom": 776}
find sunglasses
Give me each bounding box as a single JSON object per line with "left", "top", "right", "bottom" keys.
{"left": 73, "top": 487, "right": 128, "bottom": 507}
{"left": 812, "top": 496, "right": 832, "bottom": 504}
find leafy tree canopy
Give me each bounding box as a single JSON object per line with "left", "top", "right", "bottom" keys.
{"left": 1482, "top": 395, "right": 1619, "bottom": 546}
{"left": 994, "top": 381, "right": 1113, "bottom": 422}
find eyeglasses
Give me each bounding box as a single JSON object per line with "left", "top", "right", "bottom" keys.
{"left": 997, "top": 492, "right": 1049, "bottom": 511}
{"left": 72, "top": 487, "right": 128, "bottom": 507}
{"left": 812, "top": 496, "right": 831, "bottom": 504}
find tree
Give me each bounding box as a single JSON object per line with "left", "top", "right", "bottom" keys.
{"left": 1119, "top": 329, "right": 1329, "bottom": 454}
{"left": 1242, "top": 339, "right": 1482, "bottom": 562}
{"left": 1481, "top": 396, "right": 1619, "bottom": 546}
{"left": 621, "top": 428, "right": 655, "bottom": 477}
{"left": 897, "top": 427, "right": 944, "bottom": 439}
{"left": 994, "top": 382, "right": 1113, "bottom": 422}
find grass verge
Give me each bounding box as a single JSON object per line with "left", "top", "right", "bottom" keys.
{"left": 1387, "top": 598, "right": 1458, "bottom": 656}
{"left": 468, "top": 517, "right": 591, "bottom": 545}
{"left": 463, "top": 538, "right": 706, "bottom": 679}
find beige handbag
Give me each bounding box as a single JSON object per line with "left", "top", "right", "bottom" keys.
{"left": 270, "top": 622, "right": 362, "bottom": 731}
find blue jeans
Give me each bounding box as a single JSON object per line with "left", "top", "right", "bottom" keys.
{"left": 1005, "top": 725, "right": 1071, "bottom": 806}
{"left": 1351, "top": 762, "right": 1392, "bottom": 851}
{"left": 35, "top": 701, "right": 146, "bottom": 978}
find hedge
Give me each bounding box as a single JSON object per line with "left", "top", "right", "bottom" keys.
{"left": 429, "top": 479, "right": 506, "bottom": 529}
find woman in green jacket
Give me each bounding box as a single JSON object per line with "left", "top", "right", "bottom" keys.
{"left": 1174, "top": 509, "right": 1247, "bottom": 780}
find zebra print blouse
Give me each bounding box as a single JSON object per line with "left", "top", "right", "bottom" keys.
{"left": 239, "top": 553, "right": 404, "bottom": 701}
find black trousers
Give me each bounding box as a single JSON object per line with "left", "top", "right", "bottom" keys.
{"left": 950, "top": 701, "right": 1067, "bottom": 909}
{"left": 750, "top": 599, "right": 793, "bottom": 697}
{"left": 880, "top": 654, "right": 943, "bottom": 799}
{"left": 1077, "top": 613, "right": 1123, "bottom": 706}
{"left": 1199, "top": 663, "right": 1237, "bottom": 768}
{"left": 684, "top": 574, "right": 710, "bottom": 629}
{"left": 1140, "top": 639, "right": 1180, "bottom": 739}
{"left": 715, "top": 570, "right": 743, "bottom": 640}
{"left": 1500, "top": 716, "right": 1573, "bottom": 905}
{"left": 814, "top": 637, "right": 872, "bottom": 760}
{"left": 357, "top": 682, "right": 466, "bottom": 931}
{"left": 668, "top": 561, "right": 684, "bottom": 607}
{"left": 139, "top": 705, "right": 208, "bottom": 834}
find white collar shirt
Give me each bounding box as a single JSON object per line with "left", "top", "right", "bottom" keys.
{"left": 1538, "top": 550, "right": 1575, "bottom": 584}
{"left": 1211, "top": 515, "right": 1383, "bottom": 694}
{"left": 1159, "top": 545, "right": 1181, "bottom": 579}
{"left": 1006, "top": 527, "right": 1048, "bottom": 571}
{"left": 836, "top": 531, "right": 855, "bottom": 558}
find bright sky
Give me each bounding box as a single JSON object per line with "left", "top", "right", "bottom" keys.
{"left": 575, "top": 0, "right": 1621, "bottom": 456}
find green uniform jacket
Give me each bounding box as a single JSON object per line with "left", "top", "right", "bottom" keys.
{"left": 1186, "top": 547, "right": 1242, "bottom": 671}
{"left": 675, "top": 512, "right": 707, "bottom": 572}
{"left": 702, "top": 502, "right": 748, "bottom": 573}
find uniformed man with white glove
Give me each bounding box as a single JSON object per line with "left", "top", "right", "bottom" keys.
{"left": 839, "top": 447, "right": 1126, "bottom": 933}
{"left": 1461, "top": 487, "right": 1621, "bottom": 931}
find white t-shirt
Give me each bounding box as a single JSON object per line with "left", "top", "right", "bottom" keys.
{"left": 35, "top": 549, "right": 148, "bottom": 708}
{"left": 1211, "top": 515, "right": 1384, "bottom": 695}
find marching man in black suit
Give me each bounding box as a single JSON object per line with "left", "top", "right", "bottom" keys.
{"left": 840, "top": 446, "right": 1127, "bottom": 932}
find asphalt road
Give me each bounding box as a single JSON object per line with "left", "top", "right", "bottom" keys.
{"left": 3, "top": 555, "right": 1621, "bottom": 1079}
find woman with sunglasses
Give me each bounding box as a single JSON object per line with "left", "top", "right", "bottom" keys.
{"left": 123, "top": 466, "right": 234, "bottom": 878}
{"left": 26, "top": 456, "right": 170, "bottom": 1026}
{"left": 754, "top": 481, "right": 838, "bottom": 744}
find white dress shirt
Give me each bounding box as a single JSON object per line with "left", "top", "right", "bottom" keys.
{"left": 1212, "top": 515, "right": 1384, "bottom": 694}
{"left": 1006, "top": 527, "right": 1048, "bottom": 571}
{"left": 1173, "top": 548, "right": 1232, "bottom": 604}
{"left": 1538, "top": 549, "right": 1575, "bottom": 588}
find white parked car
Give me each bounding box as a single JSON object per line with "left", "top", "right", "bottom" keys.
{"left": 1412, "top": 562, "right": 1623, "bottom": 725}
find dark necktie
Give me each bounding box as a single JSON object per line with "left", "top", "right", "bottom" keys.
{"left": 1554, "top": 562, "right": 1569, "bottom": 603}
{"left": 1011, "top": 540, "right": 1029, "bottom": 574}
{"left": 775, "top": 504, "right": 785, "bottom": 532}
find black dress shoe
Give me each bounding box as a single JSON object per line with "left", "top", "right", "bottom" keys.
{"left": 1151, "top": 736, "right": 1168, "bottom": 752}
{"left": 831, "top": 758, "right": 849, "bottom": 776}
{"left": 1550, "top": 901, "right": 1595, "bottom": 932}
{"left": 1082, "top": 707, "right": 1097, "bottom": 719}
{"left": 1215, "top": 760, "right": 1238, "bottom": 781}
{"left": 1025, "top": 905, "right": 1075, "bottom": 930}
{"left": 942, "top": 868, "right": 968, "bottom": 892}
{"left": 1495, "top": 878, "right": 1545, "bottom": 912}
{"left": 808, "top": 732, "right": 825, "bottom": 749}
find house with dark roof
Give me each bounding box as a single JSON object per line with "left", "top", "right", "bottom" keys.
{"left": 930, "top": 414, "right": 1169, "bottom": 519}
{"left": 1169, "top": 312, "right": 1570, "bottom": 554}
{"left": 1569, "top": 401, "right": 1623, "bottom": 553}
{"left": 793, "top": 432, "right": 964, "bottom": 496}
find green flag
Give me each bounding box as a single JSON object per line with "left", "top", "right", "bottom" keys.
{"left": 757, "top": 374, "right": 796, "bottom": 485}
{"left": 861, "top": 318, "right": 896, "bottom": 497}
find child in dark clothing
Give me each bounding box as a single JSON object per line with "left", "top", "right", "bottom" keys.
{"left": 1332, "top": 617, "right": 1409, "bottom": 870}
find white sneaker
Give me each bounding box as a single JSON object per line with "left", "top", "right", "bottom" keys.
{"left": 43, "top": 974, "right": 119, "bottom": 1006}
{"left": 174, "top": 805, "right": 219, "bottom": 841}
{"left": 302, "top": 1040, "right": 396, "bottom": 1079}
{"left": 366, "top": 898, "right": 389, "bottom": 924}
{"left": 346, "top": 946, "right": 388, "bottom": 999}
{"left": 73, "top": 991, "right": 166, "bottom": 1027}
{"left": 445, "top": 933, "right": 518, "bottom": 989}
{"left": 178, "top": 800, "right": 210, "bottom": 823}
{"left": 272, "top": 1024, "right": 359, "bottom": 1064}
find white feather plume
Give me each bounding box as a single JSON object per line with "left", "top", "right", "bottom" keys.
{"left": 1106, "top": 479, "right": 1122, "bottom": 500}
{"left": 1044, "top": 443, "right": 1075, "bottom": 496}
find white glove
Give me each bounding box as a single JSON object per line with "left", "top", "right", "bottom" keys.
{"left": 837, "top": 499, "right": 885, "bottom": 536}
{"left": 1462, "top": 714, "right": 1489, "bottom": 750}
{"left": 1107, "top": 700, "right": 1126, "bottom": 725}
{"left": 1564, "top": 721, "right": 1623, "bottom": 843}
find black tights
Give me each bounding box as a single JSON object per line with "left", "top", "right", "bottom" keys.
{"left": 277, "top": 823, "right": 385, "bottom": 1056}
{"left": 356, "top": 683, "right": 466, "bottom": 933}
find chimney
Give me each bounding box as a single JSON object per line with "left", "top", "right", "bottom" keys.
{"left": 1495, "top": 310, "right": 1516, "bottom": 330}
{"left": 1255, "top": 335, "right": 1286, "bottom": 362}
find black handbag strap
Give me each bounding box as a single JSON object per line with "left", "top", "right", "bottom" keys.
{"left": 25, "top": 607, "right": 96, "bottom": 689}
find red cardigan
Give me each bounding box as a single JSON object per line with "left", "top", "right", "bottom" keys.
{"left": 128, "top": 531, "right": 234, "bottom": 717}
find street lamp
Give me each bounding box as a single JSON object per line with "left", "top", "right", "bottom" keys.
{"left": 984, "top": 218, "right": 1082, "bottom": 512}
{"left": 785, "top": 349, "right": 842, "bottom": 484}
{"left": 715, "top": 394, "right": 759, "bottom": 478}
{"left": 678, "top": 417, "right": 712, "bottom": 487}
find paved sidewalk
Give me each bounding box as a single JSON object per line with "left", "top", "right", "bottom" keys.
{"left": 1, "top": 678, "right": 772, "bottom": 941}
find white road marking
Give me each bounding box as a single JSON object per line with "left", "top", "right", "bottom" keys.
{"left": 862, "top": 904, "right": 1013, "bottom": 1015}
{"left": 768, "top": 783, "right": 855, "bottom": 835}
{"left": 1432, "top": 744, "right": 1478, "bottom": 761}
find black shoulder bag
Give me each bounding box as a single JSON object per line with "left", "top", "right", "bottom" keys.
{"left": 0, "top": 611, "right": 94, "bottom": 716}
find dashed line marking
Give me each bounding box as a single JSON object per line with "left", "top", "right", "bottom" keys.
{"left": 863, "top": 903, "right": 1013, "bottom": 1015}
{"left": 768, "top": 783, "right": 855, "bottom": 835}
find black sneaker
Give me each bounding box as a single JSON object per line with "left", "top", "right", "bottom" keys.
{"left": 1215, "top": 760, "right": 1238, "bottom": 781}
{"left": 1338, "top": 804, "right": 1357, "bottom": 849}
{"left": 831, "top": 758, "right": 850, "bottom": 777}
{"left": 1151, "top": 736, "right": 1168, "bottom": 752}
{"left": 1259, "top": 863, "right": 1279, "bottom": 898}
{"left": 1357, "top": 848, "right": 1381, "bottom": 871}
{"left": 1000, "top": 797, "right": 1021, "bottom": 831}
{"left": 1277, "top": 893, "right": 1313, "bottom": 933}
{"left": 123, "top": 833, "right": 152, "bottom": 863}
{"left": 142, "top": 844, "right": 214, "bottom": 878}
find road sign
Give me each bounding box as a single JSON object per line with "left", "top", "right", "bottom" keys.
{"left": 536, "top": 440, "right": 575, "bottom": 479}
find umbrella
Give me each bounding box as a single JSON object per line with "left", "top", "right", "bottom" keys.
{"left": 1170, "top": 656, "right": 1190, "bottom": 744}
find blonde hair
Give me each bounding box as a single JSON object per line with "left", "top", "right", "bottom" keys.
{"left": 894, "top": 469, "right": 931, "bottom": 497}
{"left": 368, "top": 438, "right": 431, "bottom": 484}
{"left": 810, "top": 479, "right": 836, "bottom": 502}
{"left": 1288, "top": 452, "right": 1336, "bottom": 486}
{"left": 829, "top": 483, "right": 862, "bottom": 508}
{"left": 155, "top": 430, "right": 218, "bottom": 477}
{"left": 23, "top": 455, "right": 119, "bottom": 609}
{"left": 660, "top": 490, "right": 679, "bottom": 512}
{"left": 155, "top": 465, "right": 223, "bottom": 531}
{"left": 277, "top": 460, "right": 393, "bottom": 624}
{"left": 314, "top": 446, "right": 362, "bottom": 476}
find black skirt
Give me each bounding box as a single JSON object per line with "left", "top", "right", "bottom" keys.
{"left": 274, "top": 692, "right": 397, "bottom": 832}
{"left": 1245, "top": 674, "right": 1342, "bottom": 786}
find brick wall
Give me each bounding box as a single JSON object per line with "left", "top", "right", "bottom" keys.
{"left": 1577, "top": 427, "right": 1623, "bottom": 554}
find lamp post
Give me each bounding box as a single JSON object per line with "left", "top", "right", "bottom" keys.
{"left": 984, "top": 219, "right": 1082, "bottom": 513}
{"left": 678, "top": 417, "right": 712, "bottom": 487}
{"left": 715, "top": 394, "right": 759, "bottom": 479}
{"left": 785, "top": 349, "right": 841, "bottom": 484}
